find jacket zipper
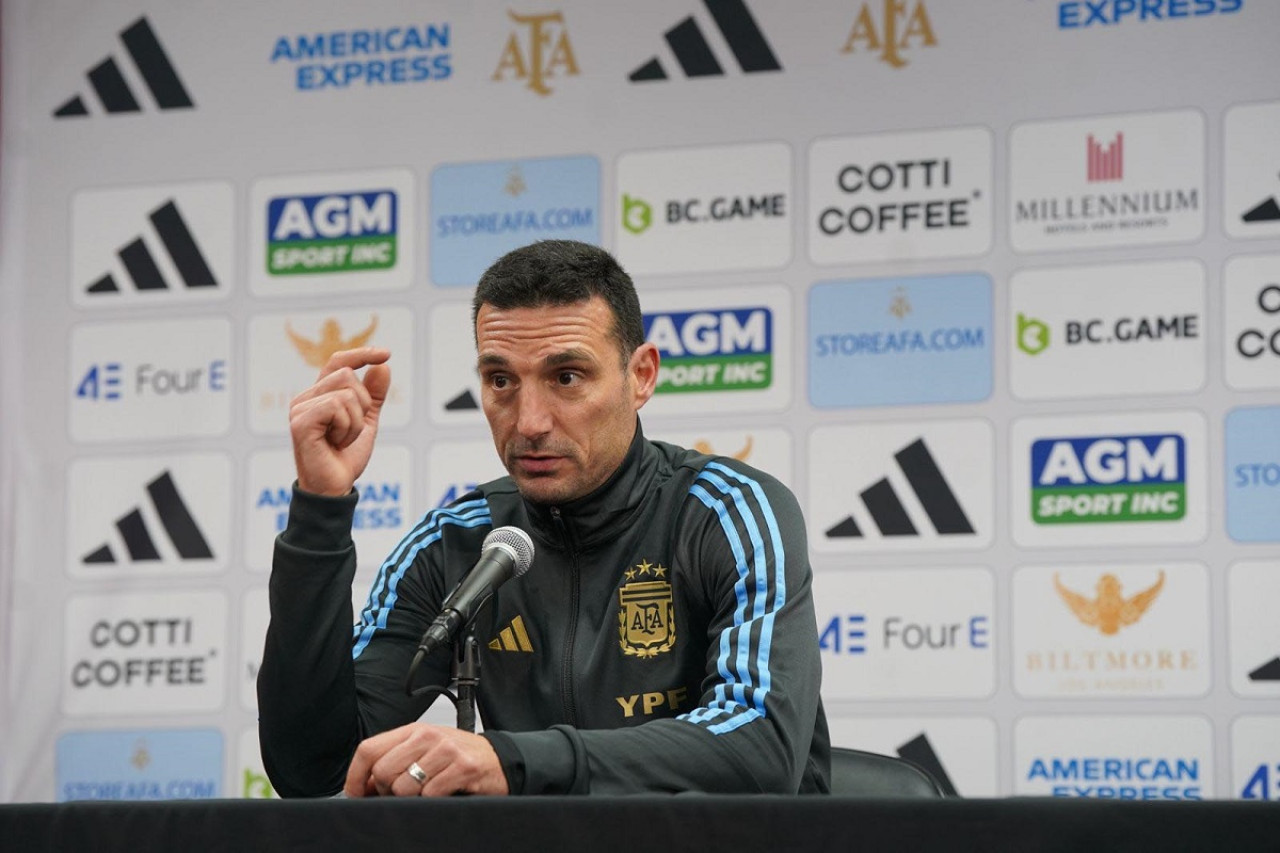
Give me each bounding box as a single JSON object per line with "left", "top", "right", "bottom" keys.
{"left": 550, "top": 506, "right": 580, "bottom": 726}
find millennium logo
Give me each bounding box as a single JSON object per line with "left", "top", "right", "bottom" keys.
{"left": 1015, "top": 129, "right": 1199, "bottom": 229}
{"left": 82, "top": 470, "right": 214, "bottom": 565}
{"left": 825, "top": 438, "right": 975, "bottom": 540}
{"left": 84, "top": 200, "right": 216, "bottom": 296}
{"left": 55, "top": 17, "right": 194, "bottom": 117}
{"left": 629, "top": 0, "right": 781, "bottom": 82}
{"left": 1087, "top": 133, "right": 1124, "bottom": 182}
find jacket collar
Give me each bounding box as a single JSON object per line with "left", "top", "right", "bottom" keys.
{"left": 522, "top": 419, "right": 659, "bottom": 551}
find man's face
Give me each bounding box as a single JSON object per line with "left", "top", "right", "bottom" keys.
{"left": 475, "top": 296, "right": 658, "bottom": 505}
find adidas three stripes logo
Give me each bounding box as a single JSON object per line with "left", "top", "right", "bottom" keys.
{"left": 85, "top": 199, "right": 217, "bottom": 295}
{"left": 630, "top": 0, "right": 782, "bottom": 82}
{"left": 82, "top": 470, "right": 214, "bottom": 565}
{"left": 54, "top": 17, "right": 193, "bottom": 118}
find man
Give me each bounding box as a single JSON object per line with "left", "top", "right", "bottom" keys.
{"left": 258, "top": 240, "right": 830, "bottom": 797}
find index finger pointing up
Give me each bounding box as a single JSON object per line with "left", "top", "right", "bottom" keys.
{"left": 317, "top": 347, "right": 392, "bottom": 381}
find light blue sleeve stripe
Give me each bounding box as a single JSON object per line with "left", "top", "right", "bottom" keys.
{"left": 690, "top": 474, "right": 763, "bottom": 730}
{"left": 706, "top": 462, "right": 786, "bottom": 706}
{"left": 351, "top": 502, "right": 491, "bottom": 659}
{"left": 700, "top": 470, "right": 772, "bottom": 715}
{"left": 700, "top": 469, "right": 769, "bottom": 621}
{"left": 690, "top": 484, "right": 745, "bottom": 697}
{"left": 698, "top": 470, "right": 769, "bottom": 716}
{"left": 708, "top": 707, "right": 763, "bottom": 735}
{"left": 682, "top": 464, "right": 789, "bottom": 733}
{"left": 354, "top": 499, "right": 489, "bottom": 637}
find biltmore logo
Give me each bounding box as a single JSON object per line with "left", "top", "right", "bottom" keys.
{"left": 266, "top": 190, "right": 397, "bottom": 275}
{"left": 1031, "top": 434, "right": 1186, "bottom": 524}
{"left": 645, "top": 307, "right": 772, "bottom": 393}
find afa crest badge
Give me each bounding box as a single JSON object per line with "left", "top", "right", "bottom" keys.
{"left": 617, "top": 560, "right": 675, "bottom": 658}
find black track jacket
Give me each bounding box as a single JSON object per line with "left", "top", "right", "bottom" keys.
{"left": 258, "top": 424, "right": 830, "bottom": 796}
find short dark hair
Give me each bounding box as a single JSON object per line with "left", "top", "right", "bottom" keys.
{"left": 472, "top": 240, "right": 645, "bottom": 364}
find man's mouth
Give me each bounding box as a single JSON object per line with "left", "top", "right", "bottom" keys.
{"left": 515, "top": 454, "right": 563, "bottom": 475}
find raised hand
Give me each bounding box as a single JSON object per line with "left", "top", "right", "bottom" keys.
{"left": 288, "top": 347, "right": 391, "bottom": 497}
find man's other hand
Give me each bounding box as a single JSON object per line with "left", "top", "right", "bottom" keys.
{"left": 343, "top": 723, "right": 510, "bottom": 797}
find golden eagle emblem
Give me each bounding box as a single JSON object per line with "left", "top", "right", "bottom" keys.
{"left": 692, "top": 436, "right": 753, "bottom": 461}
{"left": 1054, "top": 570, "right": 1164, "bottom": 636}
{"left": 285, "top": 316, "right": 379, "bottom": 367}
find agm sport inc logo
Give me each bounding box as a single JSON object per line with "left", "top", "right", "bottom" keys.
{"left": 1031, "top": 433, "right": 1186, "bottom": 525}
{"left": 644, "top": 306, "right": 772, "bottom": 393}
{"left": 266, "top": 189, "right": 398, "bottom": 275}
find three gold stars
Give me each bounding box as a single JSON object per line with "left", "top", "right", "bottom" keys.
{"left": 625, "top": 560, "right": 668, "bottom": 580}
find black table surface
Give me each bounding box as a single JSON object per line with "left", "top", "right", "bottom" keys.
{"left": 3, "top": 795, "right": 1279, "bottom": 852}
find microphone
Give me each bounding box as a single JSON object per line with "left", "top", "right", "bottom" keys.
{"left": 416, "top": 526, "right": 535, "bottom": 656}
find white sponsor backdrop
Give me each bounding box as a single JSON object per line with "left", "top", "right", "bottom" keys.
{"left": 1, "top": 0, "right": 1279, "bottom": 802}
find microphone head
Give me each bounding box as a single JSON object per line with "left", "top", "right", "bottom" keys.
{"left": 482, "top": 526, "right": 535, "bottom": 578}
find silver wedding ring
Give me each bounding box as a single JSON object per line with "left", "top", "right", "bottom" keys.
{"left": 406, "top": 762, "right": 428, "bottom": 784}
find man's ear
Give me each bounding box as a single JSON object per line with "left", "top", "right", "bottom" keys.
{"left": 628, "top": 342, "right": 660, "bottom": 409}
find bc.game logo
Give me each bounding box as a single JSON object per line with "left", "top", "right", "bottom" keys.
{"left": 266, "top": 190, "right": 398, "bottom": 275}
{"left": 54, "top": 17, "right": 193, "bottom": 118}
{"left": 629, "top": 0, "right": 781, "bottom": 82}
{"left": 1031, "top": 434, "right": 1186, "bottom": 525}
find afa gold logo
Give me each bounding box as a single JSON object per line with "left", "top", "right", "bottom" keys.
{"left": 285, "top": 316, "right": 378, "bottom": 367}
{"left": 889, "top": 286, "right": 911, "bottom": 319}
{"left": 131, "top": 740, "right": 151, "bottom": 770}
{"left": 492, "top": 10, "right": 579, "bottom": 96}
{"left": 504, "top": 165, "right": 527, "bottom": 197}
{"left": 1055, "top": 570, "right": 1164, "bottom": 636}
{"left": 618, "top": 560, "right": 675, "bottom": 658}
{"left": 841, "top": 1, "right": 937, "bottom": 69}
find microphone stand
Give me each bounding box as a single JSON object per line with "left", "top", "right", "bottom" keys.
{"left": 404, "top": 618, "right": 483, "bottom": 734}
{"left": 452, "top": 627, "right": 480, "bottom": 733}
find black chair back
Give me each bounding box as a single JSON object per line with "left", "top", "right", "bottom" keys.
{"left": 828, "top": 746, "right": 948, "bottom": 798}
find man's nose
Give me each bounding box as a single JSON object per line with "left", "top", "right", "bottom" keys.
{"left": 515, "top": 386, "right": 553, "bottom": 439}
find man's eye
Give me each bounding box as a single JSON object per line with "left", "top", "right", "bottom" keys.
{"left": 557, "top": 372, "right": 580, "bottom": 386}
{"left": 489, "top": 375, "right": 509, "bottom": 389}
